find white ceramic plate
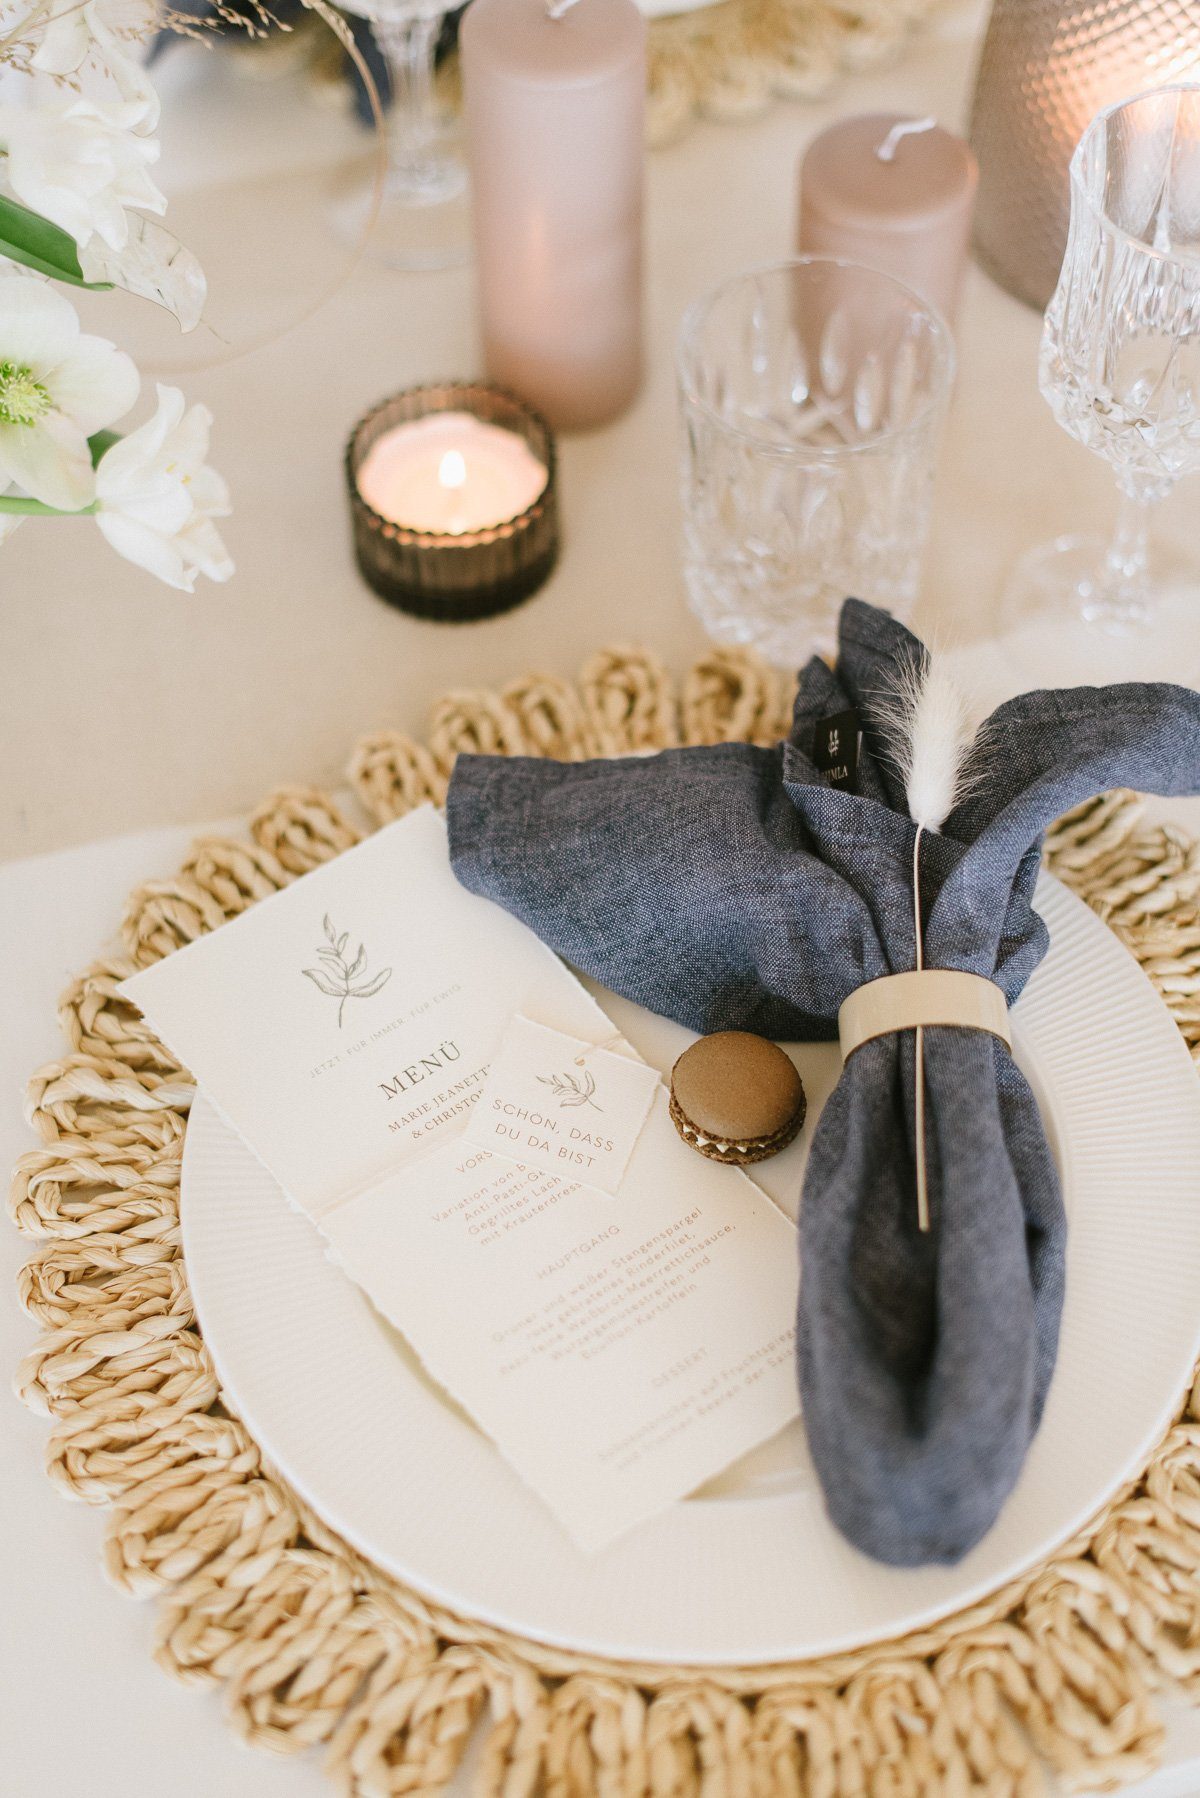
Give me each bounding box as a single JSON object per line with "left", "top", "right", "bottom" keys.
{"left": 182, "top": 873, "right": 1200, "bottom": 1665}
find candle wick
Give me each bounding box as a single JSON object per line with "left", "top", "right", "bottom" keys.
{"left": 875, "top": 116, "right": 938, "bottom": 163}
{"left": 545, "top": 0, "right": 582, "bottom": 17}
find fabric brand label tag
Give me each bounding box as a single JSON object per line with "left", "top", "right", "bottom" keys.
{"left": 464, "top": 1016, "right": 659, "bottom": 1196}
{"left": 813, "top": 708, "right": 860, "bottom": 792}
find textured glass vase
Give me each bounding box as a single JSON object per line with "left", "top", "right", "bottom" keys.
{"left": 969, "top": 0, "right": 1200, "bottom": 310}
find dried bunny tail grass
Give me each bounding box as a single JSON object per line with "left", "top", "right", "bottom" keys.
{"left": 876, "top": 650, "right": 984, "bottom": 835}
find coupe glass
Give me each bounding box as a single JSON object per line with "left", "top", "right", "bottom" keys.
{"left": 677, "top": 258, "right": 954, "bottom": 667}
{"left": 1007, "top": 87, "right": 1200, "bottom": 637}
{"left": 334, "top": 0, "right": 469, "bottom": 271}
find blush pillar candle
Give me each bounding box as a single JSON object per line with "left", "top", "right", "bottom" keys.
{"left": 461, "top": 0, "right": 646, "bottom": 432}
{"left": 798, "top": 114, "right": 978, "bottom": 324}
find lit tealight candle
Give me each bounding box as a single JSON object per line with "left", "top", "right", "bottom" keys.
{"left": 357, "top": 411, "right": 549, "bottom": 537}
{"left": 346, "top": 385, "right": 560, "bottom": 622}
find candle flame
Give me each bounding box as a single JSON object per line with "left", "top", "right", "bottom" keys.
{"left": 439, "top": 449, "right": 468, "bottom": 491}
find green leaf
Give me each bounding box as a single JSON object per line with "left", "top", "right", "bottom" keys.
{"left": 88, "top": 430, "right": 121, "bottom": 469}
{"left": 0, "top": 494, "right": 96, "bottom": 516}
{"left": 0, "top": 196, "right": 114, "bottom": 290}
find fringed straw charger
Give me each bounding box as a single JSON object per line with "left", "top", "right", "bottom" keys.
{"left": 11, "top": 641, "right": 1200, "bottom": 1797}
{"left": 643, "top": 0, "right": 943, "bottom": 146}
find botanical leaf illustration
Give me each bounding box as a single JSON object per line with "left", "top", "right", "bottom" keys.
{"left": 352, "top": 971, "right": 392, "bottom": 999}
{"left": 303, "top": 919, "right": 392, "bottom": 1027}
{"left": 536, "top": 1068, "right": 602, "bottom": 1112}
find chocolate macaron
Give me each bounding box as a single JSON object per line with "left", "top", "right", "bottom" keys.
{"left": 669, "top": 1031, "right": 806, "bottom": 1164}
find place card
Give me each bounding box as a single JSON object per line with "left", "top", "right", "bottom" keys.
{"left": 121, "top": 808, "right": 801, "bottom": 1550}
{"left": 464, "top": 1016, "right": 659, "bottom": 1195}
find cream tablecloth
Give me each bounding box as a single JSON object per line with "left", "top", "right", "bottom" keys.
{"left": 2, "top": 1, "right": 1199, "bottom": 862}
{"left": 4, "top": 5, "right": 1200, "bottom": 1792}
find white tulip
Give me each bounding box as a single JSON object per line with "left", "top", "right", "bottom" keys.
{"left": 30, "top": 0, "right": 160, "bottom": 134}
{"left": 95, "top": 384, "right": 234, "bottom": 592}
{"left": 0, "top": 89, "right": 165, "bottom": 251}
{"left": 0, "top": 273, "right": 138, "bottom": 511}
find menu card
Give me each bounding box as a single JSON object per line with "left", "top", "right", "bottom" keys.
{"left": 123, "top": 808, "right": 800, "bottom": 1549}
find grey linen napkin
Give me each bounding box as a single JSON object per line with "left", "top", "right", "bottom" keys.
{"left": 446, "top": 599, "right": 1200, "bottom": 1566}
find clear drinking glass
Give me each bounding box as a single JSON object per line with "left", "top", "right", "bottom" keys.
{"left": 1007, "top": 87, "right": 1200, "bottom": 635}
{"left": 334, "top": 0, "right": 469, "bottom": 271}
{"left": 677, "top": 258, "right": 954, "bottom": 666}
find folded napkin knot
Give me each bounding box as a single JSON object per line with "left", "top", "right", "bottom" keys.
{"left": 838, "top": 970, "right": 1011, "bottom": 1060}
{"left": 446, "top": 598, "right": 1200, "bottom": 1567}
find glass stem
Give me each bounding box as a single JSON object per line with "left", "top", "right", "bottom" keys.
{"left": 371, "top": 12, "right": 445, "bottom": 195}
{"left": 1088, "top": 482, "right": 1154, "bottom": 630}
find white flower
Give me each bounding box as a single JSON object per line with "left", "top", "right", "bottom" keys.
{"left": 0, "top": 273, "right": 138, "bottom": 510}
{"left": 0, "top": 89, "right": 165, "bottom": 251}
{"left": 30, "top": 0, "right": 159, "bottom": 134}
{"left": 95, "top": 384, "right": 233, "bottom": 592}
{"left": 0, "top": 483, "right": 24, "bottom": 546}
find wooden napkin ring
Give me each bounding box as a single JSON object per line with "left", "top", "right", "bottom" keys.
{"left": 838, "top": 970, "right": 1011, "bottom": 1061}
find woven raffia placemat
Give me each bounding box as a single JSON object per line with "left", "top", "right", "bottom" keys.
{"left": 11, "top": 641, "right": 1200, "bottom": 1797}
{"left": 643, "top": 0, "right": 945, "bottom": 145}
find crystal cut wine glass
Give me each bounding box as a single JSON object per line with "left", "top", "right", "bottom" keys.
{"left": 1007, "top": 87, "right": 1200, "bottom": 638}
{"left": 334, "top": 0, "right": 469, "bottom": 272}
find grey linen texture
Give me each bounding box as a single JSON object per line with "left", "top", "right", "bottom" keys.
{"left": 446, "top": 599, "right": 1200, "bottom": 1566}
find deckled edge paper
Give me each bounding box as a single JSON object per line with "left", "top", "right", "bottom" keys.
{"left": 463, "top": 1016, "right": 660, "bottom": 1195}
{"left": 120, "top": 807, "right": 801, "bottom": 1550}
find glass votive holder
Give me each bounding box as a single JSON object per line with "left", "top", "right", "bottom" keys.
{"left": 345, "top": 382, "right": 559, "bottom": 622}
{"left": 677, "top": 256, "right": 954, "bottom": 666}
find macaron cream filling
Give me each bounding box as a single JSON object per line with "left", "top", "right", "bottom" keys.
{"left": 674, "top": 1119, "right": 784, "bottom": 1155}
